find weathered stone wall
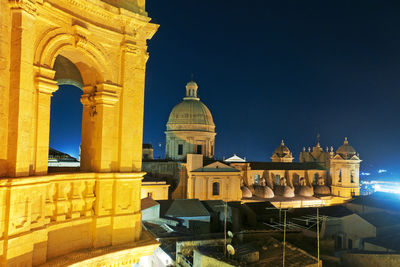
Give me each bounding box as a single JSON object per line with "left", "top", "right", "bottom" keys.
{"left": 342, "top": 253, "right": 400, "bottom": 267}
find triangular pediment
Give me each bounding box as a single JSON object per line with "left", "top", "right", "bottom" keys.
{"left": 333, "top": 154, "right": 344, "bottom": 160}
{"left": 350, "top": 155, "right": 360, "bottom": 160}
{"left": 204, "top": 161, "right": 233, "bottom": 169}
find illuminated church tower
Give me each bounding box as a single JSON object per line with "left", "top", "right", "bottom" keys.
{"left": 165, "top": 81, "right": 216, "bottom": 160}
{"left": 329, "top": 138, "right": 361, "bottom": 197}
{"left": 0, "top": 0, "right": 158, "bottom": 265}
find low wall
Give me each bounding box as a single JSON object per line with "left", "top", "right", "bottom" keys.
{"left": 342, "top": 253, "right": 400, "bottom": 267}
{"left": 0, "top": 172, "right": 157, "bottom": 266}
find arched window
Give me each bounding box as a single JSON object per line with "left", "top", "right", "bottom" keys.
{"left": 49, "top": 56, "right": 83, "bottom": 171}
{"left": 293, "top": 174, "right": 300, "bottom": 186}
{"left": 313, "top": 174, "right": 318, "bottom": 185}
{"left": 339, "top": 169, "right": 342, "bottom": 182}
{"left": 351, "top": 171, "right": 354, "bottom": 183}
{"left": 254, "top": 174, "right": 260, "bottom": 185}
{"left": 212, "top": 182, "right": 220, "bottom": 196}
{"left": 275, "top": 174, "right": 280, "bottom": 184}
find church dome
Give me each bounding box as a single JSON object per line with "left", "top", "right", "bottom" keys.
{"left": 254, "top": 186, "right": 274, "bottom": 199}
{"left": 273, "top": 140, "right": 291, "bottom": 157}
{"left": 283, "top": 186, "right": 295, "bottom": 198}
{"left": 298, "top": 186, "right": 314, "bottom": 197}
{"left": 271, "top": 140, "right": 294, "bottom": 162}
{"left": 336, "top": 137, "right": 356, "bottom": 159}
{"left": 241, "top": 186, "right": 253, "bottom": 198}
{"left": 314, "top": 185, "right": 331, "bottom": 195}
{"left": 166, "top": 81, "right": 215, "bottom": 132}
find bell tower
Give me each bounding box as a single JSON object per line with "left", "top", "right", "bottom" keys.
{"left": 330, "top": 138, "right": 361, "bottom": 197}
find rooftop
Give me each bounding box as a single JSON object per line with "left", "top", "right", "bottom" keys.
{"left": 165, "top": 199, "right": 210, "bottom": 218}
{"left": 249, "top": 162, "right": 325, "bottom": 171}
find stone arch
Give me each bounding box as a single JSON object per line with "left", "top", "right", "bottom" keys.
{"left": 33, "top": 30, "right": 121, "bottom": 173}
{"left": 35, "top": 29, "right": 112, "bottom": 85}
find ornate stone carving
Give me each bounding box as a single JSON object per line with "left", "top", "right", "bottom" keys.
{"left": 9, "top": 0, "right": 37, "bottom": 16}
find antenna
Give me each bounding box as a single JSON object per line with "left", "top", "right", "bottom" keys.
{"left": 227, "top": 244, "right": 235, "bottom": 256}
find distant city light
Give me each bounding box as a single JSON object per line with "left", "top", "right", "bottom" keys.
{"left": 378, "top": 169, "right": 387, "bottom": 173}
{"left": 371, "top": 181, "right": 400, "bottom": 194}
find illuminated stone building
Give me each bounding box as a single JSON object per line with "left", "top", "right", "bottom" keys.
{"left": 237, "top": 138, "right": 361, "bottom": 207}
{"left": 0, "top": 0, "right": 159, "bottom": 265}
{"left": 172, "top": 154, "right": 242, "bottom": 201}
{"left": 165, "top": 81, "right": 216, "bottom": 160}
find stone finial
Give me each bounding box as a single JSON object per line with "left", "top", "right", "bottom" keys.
{"left": 303, "top": 147, "right": 306, "bottom": 152}
{"left": 308, "top": 147, "right": 311, "bottom": 152}
{"left": 344, "top": 137, "right": 348, "bottom": 144}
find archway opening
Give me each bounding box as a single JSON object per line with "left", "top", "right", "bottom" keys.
{"left": 48, "top": 55, "right": 83, "bottom": 171}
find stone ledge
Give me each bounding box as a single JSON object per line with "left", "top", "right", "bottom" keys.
{"left": 39, "top": 229, "right": 159, "bottom": 267}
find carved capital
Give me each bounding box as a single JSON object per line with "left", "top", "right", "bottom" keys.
{"left": 35, "top": 76, "right": 58, "bottom": 95}
{"left": 9, "top": 0, "right": 37, "bottom": 16}
{"left": 94, "top": 83, "right": 120, "bottom": 106}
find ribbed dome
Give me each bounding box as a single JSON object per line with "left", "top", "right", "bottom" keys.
{"left": 336, "top": 137, "right": 356, "bottom": 159}
{"left": 298, "top": 186, "right": 314, "bottom": 197}
{"left": 283, "top": 186, "right": 295, "bottom": 198}
{"left": 241, "top": 186, "right": 253, "bottom": 198}
{"left": 166, "top": 82, "right": 215, "bottom": 132}
{"left": 254, "top": 186, "right": 274, "bottom": 199}
{"left": 314, "top": 185, "right": 331, "bottom": 195}
{"left": 274, "top": 140, "right": 291, "bottom": 156}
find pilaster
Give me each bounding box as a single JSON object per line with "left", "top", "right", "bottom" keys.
{"left": 7, "top": 4, "right": 37, "bottom": 177}
{"left": 34, "top": 67, "right": 58, "bottom": 175}
{"left": 120, "top": 41, "right": 147, "bottom": 172}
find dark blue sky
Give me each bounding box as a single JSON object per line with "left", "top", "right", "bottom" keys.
{"left": 50, "top": 0, "right": 400, "bottom": 175}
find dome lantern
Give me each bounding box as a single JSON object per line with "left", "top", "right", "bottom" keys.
{"left": 184, "top": 81, "right": 199, "bottom": 99}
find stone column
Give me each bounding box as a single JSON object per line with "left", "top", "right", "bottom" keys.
{"left": 80, "top": 83, "right": 118, "bottom": 172}
{"left": 34, "top": 68, "right": 58, "bottom": 175}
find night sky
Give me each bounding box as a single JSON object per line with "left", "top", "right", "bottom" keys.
{"left": 50, "top": 1, "right": 400, "bottom": 175}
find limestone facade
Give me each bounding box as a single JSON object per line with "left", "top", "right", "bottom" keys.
{"left": 165, "top": 81, "right": 216, "bottom": 160}
{"left": 0, "top": 0, "right": 158, "bottom": 265}
{"left": 172, "top": 154, "right": 242, "bottom": 201}
{"left": 237, "top": 138, "right": 361, "bottom": 199}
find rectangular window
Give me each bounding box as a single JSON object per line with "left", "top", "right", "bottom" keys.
{"left": 212, "top": 182, "right": 220, "bottom": 196}
{"left": 197, "top": 145, "right": 202, "bottom": 154}
{"left": 254, "top": 174, "right": 260, "bottom": 185}
{"left": 178, "top": 144, "right": 183, "bottom": 155}
{"left": 348, "top": 239, "right": 353, "bottom": 249}
{"left": 147, "top": 192, "right": 153, "bottom": 198}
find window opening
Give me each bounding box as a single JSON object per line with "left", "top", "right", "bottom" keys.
{"left": 212, "top": 182, "right": 220, "bottom": 196}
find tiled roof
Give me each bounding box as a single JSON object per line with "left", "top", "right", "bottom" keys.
{"left": 249, "top": 162, "right": 326, "bottom": 170}
{"left": 165, "top": 199, "right": 210, "bottom": 217}
{"left": 141, "top": 197, "right": 159, "bottom": 210}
